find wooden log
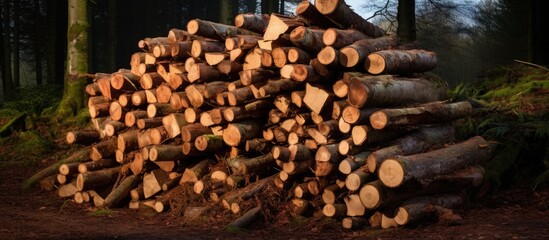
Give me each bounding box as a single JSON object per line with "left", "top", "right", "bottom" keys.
{"left": 235, "top": 13, "right": 270, "bottom": 33}
{"left": 347, "top": 75, "right": 448, "bottom": 108}
{"left": 225, "top": 206, "right": 262, "bottom": 231}
{"left": 195, "top": 134, "right": 224, "bottom": 152}
{"left": 261, "top": 50, "right": 274, "bottom": 68}
{"left": 338, "top": 151, "right": 370, "bottom": 175}
{"left": 222, "top": 120, "right": 264, "bottom": 147}
{"left": 303, "top": 83, "right": 334, "bottom": 114}
{"left": 180, "top": 159, "right": 213, "bottom": 184}
{"left": 370, "top": 101, "right": 472, "bottom": 130}
{"left": 235, "top": 154, "right": 276, "bottom": 176}
{"left": 240, "top": 68, "right": 278, "bottom": 86}
{"left": 291, "top": 64, "right": 322, "bottom": 82}
{"left": 170, "top": 41, "right": 193, "bottom": 59}
{"left": 58, "top": 181, "right": 78, "bottom": 198}
{"left": 108, "top": 102, "right": 127, "bottom": 122}
{"left": 394, "top": 193, "right": 465, "bottom": 226}
{"left": 187, "top": 63, "right": 224, "bottom": 83}
{"left": 91, "top": 138, "right": 117, "bottom": 161}
{"left": 289, "top": 27, "right": 325, "bottom": 53}
{"left": 315, "top": 0, "right": 385, "bottom": 38}
{"left": 322, "top": 184, "right": 343, "bottom": 205}
{"left": 161, "top": 113, "right": 187, "bottom": 139}
{"left": 117, "top": 130, "right": 139, "bottom": 153}
{"left": 169, "top": 92, "right": 189, "bottom": 111}
{"left": 295, "top": 1, "right": 339, "bottom": 29}
{"left": 264, "top": 14, "right": 305, "bottom": 41}
{"left": 367, "top": 125, "right": 455, "bottom": 173}
{"left": 286, "top": 198, "right": 311, "bottom": 216}
{"left": 66, "top": 131, "right": 100, "bottom": 145}
{"left": 143, "top": 169, "right": 170, "bottom": 198}
{"left": 323, "top": 204, "right": 347, "bottom": 218}
{"left": 317, "top": 46, "right": 340, "bottom": 66}
{"left": 149, "top": 145, "right": 184, "bottom": 162}
{"left": 138, "top": 37, "right": 168, "bottom": 52}
{"left": 78, "top": 158, "right": 117, "bottom": 173}
{"left": 123, "top": 110, "right": 147, "bottom": 128}
{"left": 191, "top": 39, "right": 225, "bottom": 58}
{"left": 181, "top": 123, "right": 212, "bottom": 142}
{"left": 307, "top": 128, "right": 327, "bottom": 145}
{"left": 323, "top": 28, "right": 369, "bottom": 49}
{"left": 344, "top": 193, "right": 366, "bottom": 217}
{"left": 340, "top": 36, "right": 399, "bottom": 67}
{"left": 272, "top": 47, "right": 291, "bottom": 68}
{"left": 187, "top": 19, "right": 259, "bottom": 40}
{"left": 149, "top": 126, "right": 170, "bottom": 145}
{"left": 101, "top": 175, "right": 139, "bottom": 208}
{"left": 168, "top": 28, "right": 192, "bottom": 42}
{"left": 86, "top": 83, "right": 100, "bottom": 96}
{"left": 218, "top": 60, "right": 243, "bottom": 75}
{"left": 280, "top": 64, "right": 294, "bottom": 79}
{"left": 137, "top": 117, "right": 163, "bottom": 130}
{"left": 359, "top": 165, "right": 484, "bottom": 210}
{"left": 230, "top": 48, "right": 246, "bottom": 62}
{"left": 342, "top": 217, "right": 369, "bottom": 230}
{"left": 341, "top": 106, "right": 377, "bottom": 125}
{"left": 379, "top": 136, "right": 495, "bottom": 188}
{"left": 199, "top": 111, "right": 215, "bottom": 127}
{"left": 287, "top": 47, "right": 312, "bottom": 64}
{"left": 140, "top": 72, "right": 164, "bottom": 90}
{"left": 76, "top": 166, "right": 121, "bottom": 191}
{"left": 367, "top": 49, "right": 437, "bottom": 75}
{"left": 223, "top": 100, "right": 271, "bottom": 122}
{"left": 345, "top": 167, "right": 375, "bottom": 191}
{"left": 205, "top": 52, "right": 228, "bottom": 66}
{"left": 131, "top": 91, "right": 147, "bottom": 107}
{"left": 89, "top": 101, "right": 111, "bottom": 119}
{"left": 111, "top": 71, "right": 140, "bottom": 91}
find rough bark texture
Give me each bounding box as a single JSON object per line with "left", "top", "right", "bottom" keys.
{"left": 366, "top": 49, "right": 437, "bottom": 75}
{"left": 315, "top": 0, "right": 385, "bottom": 37}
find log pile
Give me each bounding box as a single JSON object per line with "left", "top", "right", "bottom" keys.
{"left": 34, "top": 0, "right": 495, "bottom": 230}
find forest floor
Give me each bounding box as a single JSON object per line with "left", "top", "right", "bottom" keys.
{"left": 0, "top": 151, "right": 548, "bottom": 240}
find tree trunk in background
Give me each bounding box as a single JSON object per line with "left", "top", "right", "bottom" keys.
{"left": 46, "top": 0, "right": 67, "bottom": 85}
{"left": 530, "top": 0, "right": 549, "bottom": 64}
{"left": 397, "top": 0, "right": 416, "bottom": 45}
{"left": 220, "top": 0, "right": 235, "bottom": 25}
{"left": 107, "top": 0, "right": 116, "bottom": 72}
{"left": 262, "top": 0, "right": 279, "bottom": 14}
{"left": 34, "top": 0, "right": 43, "bottom": 85}
{"left": 13, "top": 0, "right": 19, "bottom": 88}
{"left": 2, "top": 0, "right": 14, "bottom": 100}
{"left": 279, "top": 0, "right": 285, "bottom": 15}
{"left": 55, "top": 0, "right": 89, "bottom": 120}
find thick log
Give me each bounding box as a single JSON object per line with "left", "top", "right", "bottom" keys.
{"left": 289, "top": 27, "right": 325, "bottom": 53}
{"left": 240, "top": 68, "right": 278, "bottom": 86}
{"left": 322, "top": 184, "right": 343, "bottom": 204}
{"left": 345, "top": 167, "right": 375, "bottom": 191}
{"left": 236, "top": 154, "right": 276, "bottom": 176}
{"left": 191, "top": 39, "right": 225, "bottom": 58}
{"left": 160, "top": 113, "right": 186, "bottom": 139}
{"left": 342, "top": 217, "right": 369, "bottom": 230}
{"left": 272, "top": 47, "right": 291, "bottom": 68}
{"left": 291, "top": 64, "right": 323, "bottom": 82}
{"left": 227, "top": 86, "right": 255, "bottom": 106}
{"left": 89, "top": 101, "right": 111, "bottom": 119}
{"left": 379, "top": 136, "right": 495, "bottom": 188}
{"left": 294, "top": 183, "right": 311, "bottom": 198}
{"left": 287, "top": 47, "right": 311, "bottom": 64}
{"left": 295, "top": 1, "right": 339, "bottom": 29}
{"left": 170, "top": 41, "right": 193, "bottom": 59}
{"left": 370, "top": 101, "right": 472, "bottom": 130}
{"left": 138, "top": 37, "right": 168, "bottom": 52}
{"left": 347, "top": 75, "right": 448, "bottom": 108}
{"left": 124, "top": 110, "right": 147, "bottom": 127}
{"left": 344, "top": 193, "right": 366, "bottom": 217}
{"left": 315, "top": 0, "right": 385, "bottom": 38}
{"left": 58, "top": 181, "right": 78, "bottom": 198}
{"left": 341, "top": 106, "right": 377, "bottom": 125}
{"left": 117, "top": 130, "right": 139, "bottom": 153}
{"left": 66, "top": 131, "right": 100, "bottom": 145}
{"left": 359, "top": 165, "right": 484, "bottom": 210}
{"left": 149, "top": 145, "right": 184, "bottom": 162}
{"left": 140, "top": 73, "right": 164, "bottom": 90}
{"left": 111, "top": 71, "right": 140, "bottom": 91}
{"left": 187, "top": 63, "right": 224, "bottom": 83}
{"left": 261, "top": 50, "right": 274, "bottom": 68}
{"left": 91, "top": 138, "right": 117, "bottom": 161}
{"left": 168, "top": 73, "right": 189, "bottom": 90}
{"left": 205, "top": 52, "right": 228, "bottom": 66}
{"left": 187, "top": 19, "right": 259, "bottom": 41}
{"left": 340, "top": 36, "right": 399, "bottom": 67}
{"left": 367, "top": 125, "right": 455, "bottom": 173}
{"left": 230, "top": 48, "right": 246, "bottom": 62}
{"left": 86, "top": 83, "right": 100, "bottom": 96}
{"left": 108, "top": 102, "right": 127, "bottom": 122}
{"left": 149, "top": 126, "right": 170, "bottom": 145}
{"left": 323, "top": 28, "right": 368, "bottom": 49}
{"left": 131, "top": 91, "right": 147, "bottom": 107}
{"left": 235, "top": 13, "right": 270, "bottom": 33}
{"left": 78, "top": 158, "right": 117, "bottom": 173}
{"left": 218, "top": 60, "right": 243, "bottom": 75}
{"left": 366, "top": 49, "right": 437, "bottom": 75}
{"left": 76, "top": 166, "right": 121, "bottom": 191}
{"left": 317, "top": 46, "right": 340, "bottom": 66}
{"left": 245, "top": 138, "right": 272, "bottom": 154}
{"left": 264, "top": 14, "right": 305, "bottom": 41}
{"left": 101, "top": 175, "right": 139, "bottom": 208}
{"left": 169, "top": 91, "right": 190, "bottom": 111}
{"left": 280, "top": 64, "right": 294, "bottom": 79}
{"left": 223, "top": 100, "right": 271, "bottom": 122}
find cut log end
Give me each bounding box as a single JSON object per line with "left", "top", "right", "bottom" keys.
{"left": 345, "top": 174, "right": 362, "bottom": 191}
{"left": 340, "top": 47, "right": 360, "bottom": 67}
{"left": 358, "top": 184, "right": 380, "bottom": 209}
{"left": 222, "top": 124, "right": 242, "bottom": 147}
{"left": 378, "top": 159, "right": 405, "bottom": 188}
{"left": 187, "top": 20, "right": 199, "bottom": 35}
{"left": 394, "top": 207, "right": 411, "bottom": 225}
{"left": 369, "top": 111, "right": 388, "bottom": 130}
{"left": 367, "top": 54, "right": 386, "bottom": 75}
{"left": 318, "top": 46, "right": 337, "bottom": 65}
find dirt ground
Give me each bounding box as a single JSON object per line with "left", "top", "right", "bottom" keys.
{"left": 1, "top": 161, "right": 549, "bottom": 240}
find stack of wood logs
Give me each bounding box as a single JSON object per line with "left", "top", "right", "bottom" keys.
{"left": 37, "top": 0, "right": 495, "bottom": 230}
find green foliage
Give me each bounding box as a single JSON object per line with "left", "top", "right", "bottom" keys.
{"left": 453, "top": 65, "right": 549, "bottom": 190}
{"left": 0, "top": 130, "right": 55, "bottom": 168}
{"left": 1, "top": 85, "right": 62, "bottom": 116}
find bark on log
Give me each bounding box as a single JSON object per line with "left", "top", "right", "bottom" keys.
{"left": 187, "top": 19, "right": 259, "bottom": 41}
{"left": 338, "top": 151, "right": 370, "bottom": 175}
{"left": 366, "top": 49, "right": 437, "bottom": 75}
{"left": 168, "top": 28, "right": 192, "bottom": 42}
{"left": 101, "top": 174, "right": 139, "bottom": 208}
{"left": 195, "top": 134, "right": 224, "bottom": 152}
{"left": 187, "top": 63, "right": 224, "bottom": 83}
{"left": 137, "top": 117, "right": 163, "bottom": 130}
{"left": 240, "top": 68, "right": 278, "bottom": 86}
{"left": 91, "top": 138, "right": 117, "bottom": 161}
{"left": 342, "top": 217, "right": 369, "bottom": 230}
{"left": 180, "top": 159, "right": 213, "bottom": 184}
{"left": 76, "top": 166, "right": 121, "bottom": 191}
{"left": 143, "top": 169, "right": 170, "bottom": 198}
{"left": 235, "top": 154, "right": 276, "bottom": 176}
{"left": 323, "top": 204, "right": 347, "bottom": 218}
{"left": 223, "top": 120, "right": 264, "bottom": 147}
{"left": 340, "top": 36, "right": 399, "bottom": 68}
{"left": 223, "top": 100, "right": 271, "bottom": 122}
{"left": 149, "top": 145, "right": 184, "bottom": 162}
{"left": 394, "top": 193, "right": 465, "bottom": 226}
{"left": 264, "top": 14, "right": 305, "bottom": 41}
{"left": 367, "top": 125, "right": 455, "bottom": 173}
{"left": 225, "top": 206, "right": 262, "bottom": 231}
{"left": 181, "top": 123, "right": 212, "bottom": 142}
{"left": 289, "top": 27, "right": 325, "bottom": 53}
{"left": 322, "top": 184, "right": 343, "bottom": 204}
{"left": 315, "top": 0, "right": 385, "bottom": 38}
{"left": 191, "top": 39, "right": 225, "bottom": 58}
{"left": 347, "top": 75, "right": 448, "bottom": 108}
{"left": 379, "top": 136, "right": 495, "bottom": 188}
{"left": 234, "top": 13, "right": 270, "bottom": 33}
{"left": 295, "top": 1, "right": 339, "bottom": 29}
{"left": 78, "top": 158, "right": 117, "bottom": 173}
{"left": 323, "top": 28, "right": 369, "bottom": 49}
{"left": 66, "top": 131, "right": 100, "bottom": 145}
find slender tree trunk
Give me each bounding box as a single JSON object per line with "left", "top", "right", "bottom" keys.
{"left": 244, "top": 0, "right": 257, "bottom": 13}
{"left": 279, "top": 0, "right": 285, "bottom": 15}
{"left": 397, "top": 0, "right": 416, "bottom": 44}
{"left": 262, "top": 0, "right": 279, "bottom": 14}
{"left": 55, "top": 0, "right": 89, "bottom": 119}
{"left": 107, "top": 0, "right": 116, "bottom": 72}
{"left": 530, "top": 0, "right": 549, "bottom": 64}
{"left": 0, "top": 1, "right": 5, "bottom": 95}
{"left": 220, "top": 0, "right": 235, "bottom": 25}
{"left": 2, "top": 0, "right": 14, "bottom": 100}
{"left": 13, "top": 0, "right": 19, "bottom": 88}
{"left": 34, "top": 0, "right": 43, "bottom": 85}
